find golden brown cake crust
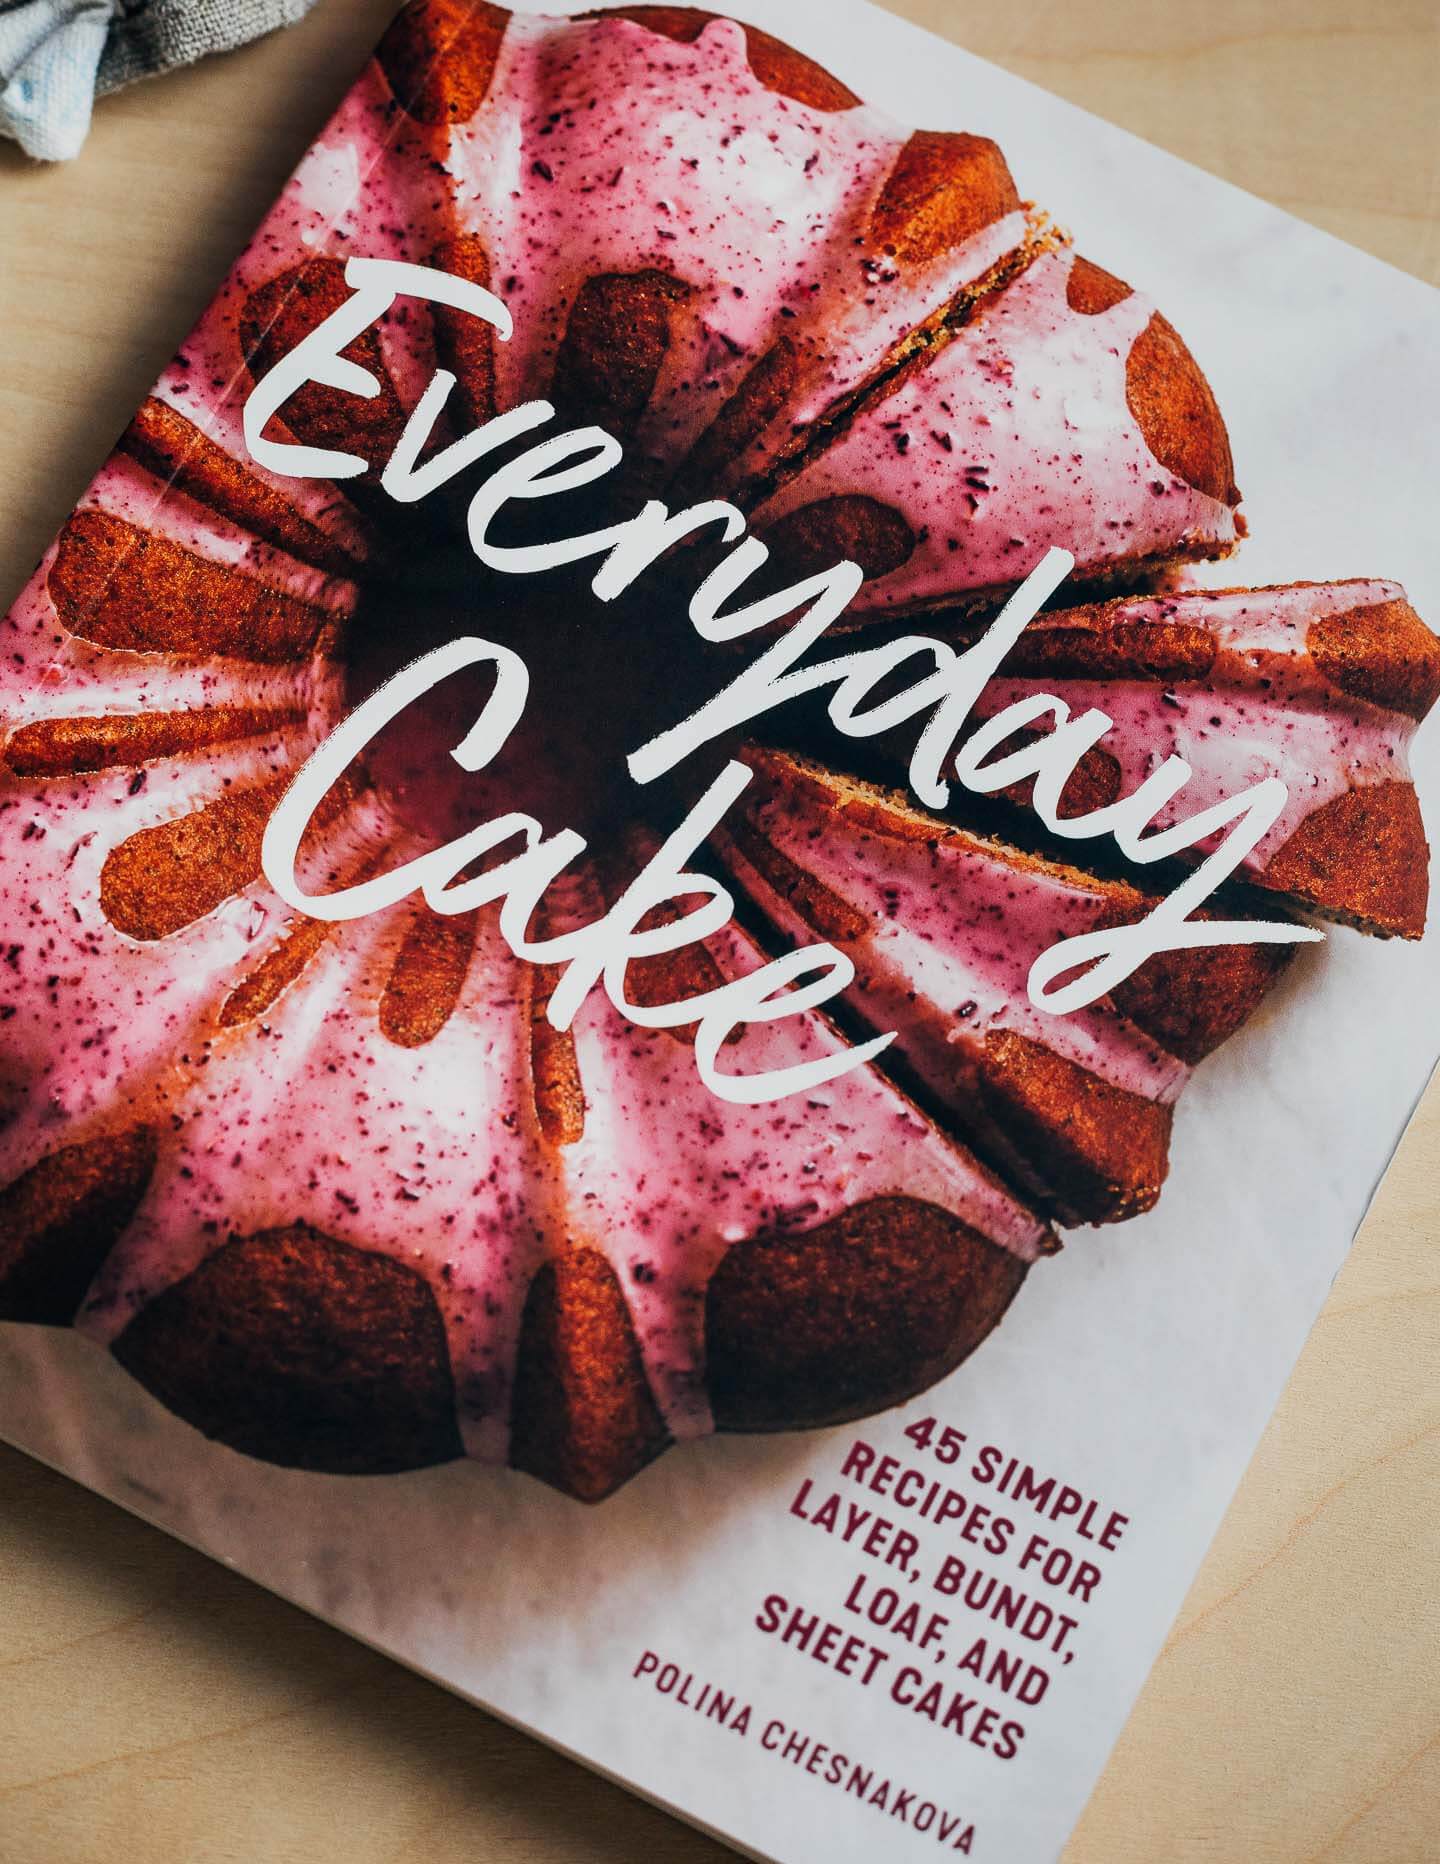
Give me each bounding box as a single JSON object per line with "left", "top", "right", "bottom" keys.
{"left": 376, "top": 0, "right": 510, "bottom": 125}
{"left": 1259, "top": 780, "right": 1430, "bottom": 939}
{"left": 921, "top": 586, "right": 1434, "bottom": 935}
{"left": 871, "top": 130, "right": 1021, "bottom": 266}
{"left": 1061, "top": 254, "right": 1239, "bottom": 506}
{"left": 706, "top": 1195, "right": 1030, "bottom": 1431}
{"left": 98, "top": 772, "right": 357, "bottom": 944}
{"left": 509, "top": 1248, "right": 671, "bottom": 1501}
{"left": 218, "top": 913, "right": 340, "bottom": 1029}
{"left": 1064, "top": 255, "right": 1133, "bottom": 317}
{"left": 5, "top": 705, "right": 305, "bottom": 779}
{"left": 378, "top": 907, "right": 479, "bottom": 1049}
{"left": 0, "top": 1128, "right": 158, "bottom": 1325}
{"left": 1110, "top": 939, "right": 1294, "bottom": 1066}
{"left": 1309, "top": 597, "right": 1440, "bottom": 721}
{"left": 111, "top": 1225, "right": 464, "bottom": 1474}
{"left": 529, "top": 968, "right": 587, "bottom": 1146}
{"left": 975, "top": 1029, "right": 1171, "bottom": 1225}
{"left": 1000, "top": 615, "right": 1219, "bottom": 683}
{"left": 594, "top": 7, "right": 861, "bottom": 111}
{"left": 761, "top": 492, "right": 917, "bottom": 584}
{"left": 551, "top": 270, "right": 694, "bottom": 439}
{"left": 1126, "top": 310, "right": 1239, "bottom": 507}
{"left": 99, "top": 779, "right": 287, "bottom": 942}
{"left": 49, "top": 510, "right": 332, "bottom": 664}
{"left": 120, "top": 397, "right": 361, "bottom": 575}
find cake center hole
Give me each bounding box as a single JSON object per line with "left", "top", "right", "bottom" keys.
{"left": 343, "top": 545, "right": 709, "bottom": 847}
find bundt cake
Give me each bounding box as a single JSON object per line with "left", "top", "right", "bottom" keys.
{"left": 0, "top": 2, "right": 1431, "bottom": 1499}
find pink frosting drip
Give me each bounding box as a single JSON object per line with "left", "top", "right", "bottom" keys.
{"left": 65, "top": 859, "right": 1047, "bottom": 1457}
{"left": 74, "top": 905, "right": 549, "bottom": 1466}
{"left": 752, "top": 249, "right": 1237, "bottom": 612}
{"left": 0, "top": 735, "right": 317, "bottom": 1184}
{"left": 556, "top": 874, "right": 1048, "bottom": 1442}
{"left": 438, "top": 12, "right": 1023, "bottom": 480}
{"left": 973, "top": 581, "right": 1416, "bottom": 868}
{"left": 0, "top": 446, "right": 354, "bottom": 1188}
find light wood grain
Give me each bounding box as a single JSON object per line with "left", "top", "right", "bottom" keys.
{"left": 0, "top": 3, "right": 1437, "bottom": 1860}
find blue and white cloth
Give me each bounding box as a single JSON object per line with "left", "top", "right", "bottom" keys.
{"left": 1, "top": 0, "right": 319, "bottom": 161}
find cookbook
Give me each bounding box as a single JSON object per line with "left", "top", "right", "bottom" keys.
{"left": 2, "top": 3, "right": 1437, "bottom": 1858}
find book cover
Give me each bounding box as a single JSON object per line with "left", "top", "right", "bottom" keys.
{"left": 1, "top": 4, "right": 1437, "bottom": 1858}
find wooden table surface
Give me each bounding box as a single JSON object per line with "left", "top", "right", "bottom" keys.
{"left": 0, "top": 2, "right": 1436, "bottom": 1859}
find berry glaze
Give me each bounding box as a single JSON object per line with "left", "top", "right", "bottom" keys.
{"left": 0, "top": 6, "right": 1060, "bottom": 1487}
{"left": 452, "top": 12, "right": 1028, "bottom": 480}
{"left": 0, "top": 4, "right": 1426, "bottom": 1494}
{"left": 972, "top": 580, "right": 1418, "bottom": 867}
{"left": 0, "top": 450, "right": 350, "bottom": 1184}
{"left": 752, "top": 251, "right": 1240, "bottom": 613}
{"left": 71, "top": 856, "right": 1050, "bottom": 1451}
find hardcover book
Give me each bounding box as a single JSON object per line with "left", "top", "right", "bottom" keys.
{"left": 2, "top": 3, "right": 1437, "bottom": 1858}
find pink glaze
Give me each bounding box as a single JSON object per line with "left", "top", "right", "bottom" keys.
{"left": 970, "top": 581, "right": 1417, "bottom": 869}
{"left": 0, "top": 734, "right": 372, "bottom": 1184}
{"left": 553, "top": 862, "right": 1047, "bottom": 1441}
{"left": 721, "top": 750, "right": 1186, "bottom": 1110}
{"left": 75, "top": 900, "right": 550, "bottom": 1466}
{"left": 71, "top": 856, "right": 1046, "bottom": 1457}
{"left": 152, "top": 57, "right": 438, "bottom": 550}
{"left": 438, "top": 12, "right": 1024, "bottom": 481}
{"left": 5, "top": 7, "right": 1285, "bottom": 1473}
{"left": 0, "top": 447, "right": 356, "bottom": 1188}
{"left": 751, "top": 250, "right": 1238, "bottom": 613}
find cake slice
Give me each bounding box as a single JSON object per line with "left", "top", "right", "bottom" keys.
{"left": 748, "top": 249, "right": 1241, "bottom": 615}
{"left": 936, "top": 580, "right": 1440, "bottom": 937}
{"left": 543, "top": 861, "right": 1051, "bottom": 1475}
{"left": 375, "top": 2, "right": 1031, "bottom": 487}
{"left": 714, "top": 747, "right": 1291, "bottom": 1225}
